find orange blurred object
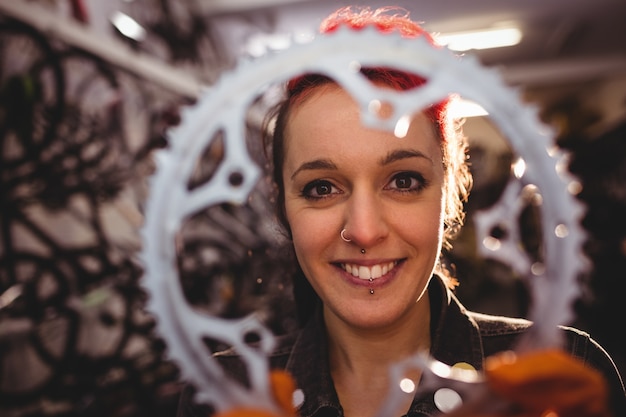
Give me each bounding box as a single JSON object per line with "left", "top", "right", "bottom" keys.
{"left": 214, "top": 370, "right": 297, "bottom": 417}
{"left": 450, "top": 349, "right": 613, "bottom": 417}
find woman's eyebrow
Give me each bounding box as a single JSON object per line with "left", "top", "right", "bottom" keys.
{"left": 291, "top": 158, "right": 337, "bottom": 180}
{"left": 290, "top": 149, "right": 430, "bottom": 179}
{"left": 379, "top": 149, "right": 433, "bottom": 166}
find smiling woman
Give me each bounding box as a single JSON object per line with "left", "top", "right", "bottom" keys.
{"left": 281, "top": 84, "right": 444, "bottom": 415}
{"left": 172, "top": 5, "right": 626, "bottom": 417}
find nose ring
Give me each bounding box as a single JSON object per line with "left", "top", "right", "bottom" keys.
{"left": 340, "top": 229, "right": 352, "bottom": 242}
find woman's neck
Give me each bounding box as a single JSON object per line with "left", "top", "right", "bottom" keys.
{"left": 324, "top": 296, "right": 431, "bottom": 417}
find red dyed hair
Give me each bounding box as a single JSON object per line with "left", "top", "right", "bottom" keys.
{"left": 320, "top": 6, "right": 434, "bottom": 40}
{"left": 287, "top": 6, "right": 437, "bottom": 93}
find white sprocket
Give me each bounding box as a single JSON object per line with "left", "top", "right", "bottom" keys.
{"left": 139, "top": 26, "right": 588, "bottom": 414}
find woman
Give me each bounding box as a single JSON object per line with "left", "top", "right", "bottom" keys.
{"left": 178, "top": 6, "right": 625, "bottom": 417}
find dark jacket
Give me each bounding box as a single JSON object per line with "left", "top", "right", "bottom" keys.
{"left": 177, "top": 276, "right": 626, "bottom": 417}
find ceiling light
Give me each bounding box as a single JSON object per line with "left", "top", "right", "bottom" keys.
{"left": 245, "top": 31, "right": 314, "bottom": 57}
{"left": 436, "top": 27, "right": 522, "bottom": 51}
{"left": 110, "top": 11, "right": 146, "bottom": 42}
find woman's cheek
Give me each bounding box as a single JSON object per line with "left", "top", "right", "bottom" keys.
{"left": 290, "top": 214, "right": 320, "bottom": 253}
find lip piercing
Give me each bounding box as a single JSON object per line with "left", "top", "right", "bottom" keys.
{"left": 361, "top": 249, "right": 366, "bottom": 254}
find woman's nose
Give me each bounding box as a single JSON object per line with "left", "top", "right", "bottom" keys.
{"left": 342, "top": 190, "right": 388, "bottom": 248}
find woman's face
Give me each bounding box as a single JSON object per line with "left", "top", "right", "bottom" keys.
{"left": 282, "top": 84, "right": 446, "bottom": 330}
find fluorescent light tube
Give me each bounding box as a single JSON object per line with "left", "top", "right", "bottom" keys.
{"left": 436, "top": 27, "right": 522, "bottom": 51}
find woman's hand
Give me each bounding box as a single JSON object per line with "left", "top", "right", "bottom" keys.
{"left": 447, "top": 349, "right": 612, "bottom": 417}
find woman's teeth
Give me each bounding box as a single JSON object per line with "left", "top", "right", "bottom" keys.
{"left": 341, "top": 261, "right": 396, "bottom": 280}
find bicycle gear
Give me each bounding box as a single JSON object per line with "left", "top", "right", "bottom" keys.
{"left": 140, "top": 26, "right": 588, "bottom": 414}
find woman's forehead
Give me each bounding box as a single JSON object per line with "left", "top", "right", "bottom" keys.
{"left": 283, "top": 85, "right": 442, "bottom": 166}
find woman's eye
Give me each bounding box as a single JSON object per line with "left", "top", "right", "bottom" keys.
{"left": 302, "top": 180, "right": 337, "bottom": 199}
{"left": 387, "top": 172, "right": 426, "bottom": 192}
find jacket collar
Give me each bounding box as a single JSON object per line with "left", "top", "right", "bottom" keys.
{"left": 285, "top": 302, "right": 341, "bottom": 417}
{"left": 430, "top": 278, "right": 485, "bottom": 370}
